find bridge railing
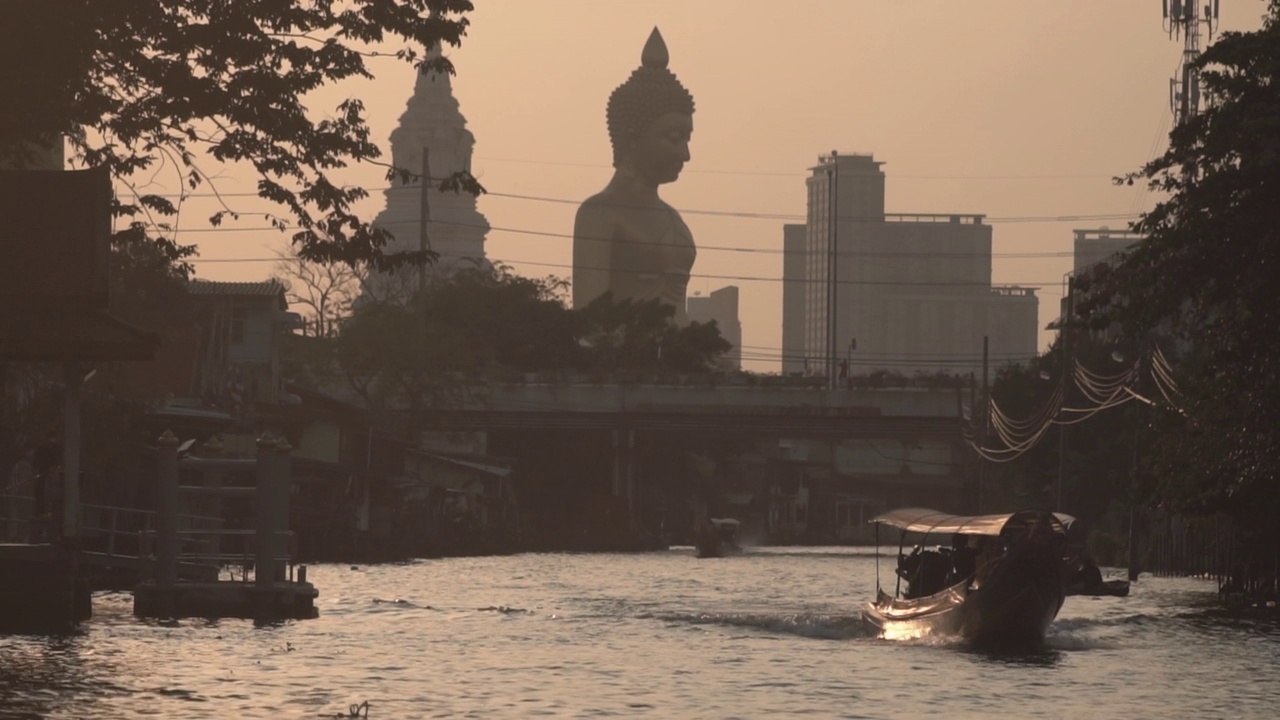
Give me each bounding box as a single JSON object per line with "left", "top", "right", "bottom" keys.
{"left": 487, "top": 370, "right": 978, "bottom": 391}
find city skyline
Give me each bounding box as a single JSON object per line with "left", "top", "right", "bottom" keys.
{"left": 116, "top": 1, "right": 1266, "bottom": 372}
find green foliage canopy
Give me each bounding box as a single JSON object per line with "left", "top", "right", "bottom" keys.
{"left": 287, "top": 269, "right": 733, "bottom": 434}
{"left": 1075, "top": 4, "right": 1280, "bottom": 527}
{"left": 0, "top": 0, "right": 477, "bottom": 271}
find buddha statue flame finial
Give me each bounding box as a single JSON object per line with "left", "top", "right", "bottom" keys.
{"left": 606, "top": 27, "right": 695, "bottom": 167}
{"left": 641, "top": 27, "right": 669, "bottom": 69}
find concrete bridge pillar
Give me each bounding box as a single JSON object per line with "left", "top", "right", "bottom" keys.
{"left": 611, "top": 428, "right": 636, "bottom": 529}
{"left": 198, "top": 436, "right": 224, "bottom": 560}
{"left": 155, "top": 430, "right": 180, "bottom": 616}
{"left": 254, "top": 434, "right": 278, "bottom": 589}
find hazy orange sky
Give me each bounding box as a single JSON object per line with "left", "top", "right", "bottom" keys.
{"left": 166, "top": 1, "right": 1267, "bottom": 372}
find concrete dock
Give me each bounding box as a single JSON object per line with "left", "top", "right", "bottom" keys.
{"left": 132, "top": 432, "right": 320, "bottom": 621}
{"left": 0, "top": 543, "right": 90, "bottom": 633}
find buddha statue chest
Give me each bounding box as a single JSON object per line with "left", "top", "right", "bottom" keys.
{"left": 608, "top": 206, "right": 697, "bottom": 321}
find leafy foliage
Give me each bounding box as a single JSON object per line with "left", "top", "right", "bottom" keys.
{"left": 0, "top": 0, "right": 478, "bottom": 270}
{"left": 577, "top": 293, "right": 733, "bottom": 376}
{"left": 1075, "top": 5, "right": 1280, "bottom": 529}
{"left": 283, "top": 268, "right": 733, "bottom": 435}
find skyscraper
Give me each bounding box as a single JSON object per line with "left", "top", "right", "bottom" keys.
{"left": 784, "top": 152, "right": 1038, "bottom": 377}
{"left": 782, "top": 224, "right": 807, "bottom": 375}
{"left": 687, "top": 286, "right": 742, "bottom": 370}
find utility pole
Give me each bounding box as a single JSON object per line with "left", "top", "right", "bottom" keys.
{"left": 978, "top": 335, "right": 988, "bottom": 513}
{"left": 1127, "top": 344, "right": 1146, "bottom": 582}
{"left": 826, "top": 151, "right": 839, "bottom": 391}
{"left": 1059, "top": 272, "right": 1070, "bottom": 509}
{"left": 845, "top": 337, "right": 856, "bottom": 388}
{"left": 419, "top": 147, "right": 432, "bottom": 293}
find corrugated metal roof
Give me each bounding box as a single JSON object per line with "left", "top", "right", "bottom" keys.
{"left": 188, "top": 279, "right": 285, "bottom": 298}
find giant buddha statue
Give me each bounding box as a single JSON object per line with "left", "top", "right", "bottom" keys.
{"left": 573, "top": 28, "right": 697, "bottom": 325}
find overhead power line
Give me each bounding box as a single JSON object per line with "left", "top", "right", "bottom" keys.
{"left": 137, "top": 186, "right": 1139, "bottom": 226}
{"left": 160, "top": 218, "right": 1084, "bottom": 261}
{"left": 189, "top": 251, "right": 1067, "bottom": 287}
{"left": 470, "top": 155, "right": 1117, "bottom": 181}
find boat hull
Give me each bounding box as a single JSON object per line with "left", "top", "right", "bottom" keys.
{"left": 863, "top": 541, "right": 1066, "bottom": 647}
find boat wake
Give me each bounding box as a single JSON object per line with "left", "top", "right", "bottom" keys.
{"left": 477, "top": 605, "right": 535, "bottom": 614}
{"left": 650, "top": 610, "right": 869, "bottom": 640}
{"left": 368, "top": 598, "right": 436, "bottom": 612}
{"left": 1043, "top": 613, "right": 1156, "bottom": 650}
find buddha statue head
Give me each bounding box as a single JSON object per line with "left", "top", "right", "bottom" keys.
{"left": 606, "top": 28, "right": 696, "bottom": 185}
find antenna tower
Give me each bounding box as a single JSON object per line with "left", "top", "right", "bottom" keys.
{"left": 1163, "top": 1, "right": 1220, "bottom": 126}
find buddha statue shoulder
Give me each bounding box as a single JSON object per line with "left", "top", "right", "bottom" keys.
{"left": 573, "top": 27, "right": 697, "bottom": 325}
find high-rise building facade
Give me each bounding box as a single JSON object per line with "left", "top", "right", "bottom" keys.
{"left": 785, "top": 152, "right": 1038, "bottom": 377}
{"left": 781, "top": 224, "right": 807, "bottom": 375}
{"left": 1073, "top": 228, "right": 1142, "bottom": 273}
{"left": 687, "top": 286, "right": 742, "bottom": 370}
{"left": 1060, "top": 227, "right": 1144, "bottom": 335}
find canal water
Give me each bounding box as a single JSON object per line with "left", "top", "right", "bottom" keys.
{"left": 2, "top": 547, "right": 1277, "bottom": 719}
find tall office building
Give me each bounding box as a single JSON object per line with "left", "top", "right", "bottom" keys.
{"left": 687, "top": 286, "right": 742, "bottom": 370}
{"left": 781, "top": 224, "right": 807, "bottom": 375}
{"left": 1060, "top": 227, "right": 1144, "bottom": 333}
{"left": 785, "top": 152, "right": 1038, "bottom": 377}
{"left": 1073, "top": 228, "right": 1142, "bottom": 273}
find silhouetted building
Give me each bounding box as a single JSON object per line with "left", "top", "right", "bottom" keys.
{"left": 782, "top": 224, "right": 807, "bottom": 375}
{"left": 1058, "top": 227, "right": 1144, "bottom": 337}
{"left": 1073, "top": 227, "right": 1142, "bottom": 274}
{"left": 789, "top": 152, "right": 1038, "bottom": 377}
{"left": 687, "top": 286, "right": 741, "bottom": 370}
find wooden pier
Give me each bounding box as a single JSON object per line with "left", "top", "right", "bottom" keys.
{"left": 132, "top": 432, "right": 318, "bottom": 620}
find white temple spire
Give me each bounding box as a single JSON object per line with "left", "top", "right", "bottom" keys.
{"left": 370, "top": 44, "right": 489, "bottom": 282}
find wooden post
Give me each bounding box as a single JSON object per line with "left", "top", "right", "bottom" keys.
{"left": 254, "top": 434, "right": 276, "bottom": 590}
{"left": 155, "top": 430, "right": 180, "bottom": 591}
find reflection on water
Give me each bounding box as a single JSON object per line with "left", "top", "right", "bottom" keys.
{"left": 1, "top": 548, "right": 1277, "bottom": 718}
{"left": 963, "top": 644, "right": 1064, "bottom": 668}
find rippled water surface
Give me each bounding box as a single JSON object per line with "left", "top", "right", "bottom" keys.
{"left": 3, "top": 547, "right": 1278, "bottom": 718}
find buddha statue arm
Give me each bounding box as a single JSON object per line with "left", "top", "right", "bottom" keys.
{"left": 572, "top": 201, "right": 615, "bottom": 310}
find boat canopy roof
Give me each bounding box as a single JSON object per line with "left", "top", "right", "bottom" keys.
{"left": 870, "top": 508, "right": 1075, "bottom": 537}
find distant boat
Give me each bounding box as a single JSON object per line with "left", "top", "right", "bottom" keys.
{"left": 695, "top": 518, "right": 742, "bottom": 559}
{"left": 861, "top": 508, "right": 1074, "bottom": 648}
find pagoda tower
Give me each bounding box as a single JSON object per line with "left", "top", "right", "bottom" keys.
{"left": 370, "top": 46, "right": 489, "bottom": 287}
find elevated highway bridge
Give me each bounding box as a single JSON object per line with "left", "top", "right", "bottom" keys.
{"left": 421, "top": 381, "right": 975, "bottom": 545}
{"left": 427, "top": 382, "right": 965, "bottom": 436}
